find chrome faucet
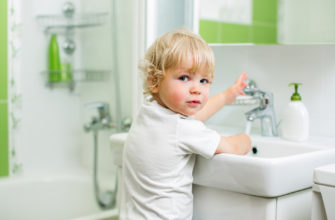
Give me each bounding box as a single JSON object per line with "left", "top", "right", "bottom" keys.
{"left": 84, "top": 102, "right": 115, "bottom": 133}
{"left": 244, "top": 89, "right": 278, "bottom": 136}
{"left": 83, "top": 101, "right": 117, "bottom": 210}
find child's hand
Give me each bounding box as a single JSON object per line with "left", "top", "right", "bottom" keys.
{"left": 215, "top": 133, "right": 251, "bottom": 155}
{"left": 223, "top": 72, "right": 249, "bottom": 105}
{"left": 193, "top": 72, "right": 249, "bottom": 122}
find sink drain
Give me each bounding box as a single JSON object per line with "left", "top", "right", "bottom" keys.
{"left": 252, "top": 146, "right": 258, "bottom": 154}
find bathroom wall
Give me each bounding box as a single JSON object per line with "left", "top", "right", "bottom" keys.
{"left": 146, "top": 0, "right": 195, "bottom": 47}
{"left": 9, "top": 0, "right": 334, "bottom": 179}
{"left": 277, "top": 0, "right": 335, "bottom": 44}
{"left": 199, "top": 0, "right": 277, "bottom": 44}
{"left": 0, "top": 0, "right": 9, "bottom": 177}
{"left": 207, "top": 45, "right": 335, "bottom": 138}
{"left": 8, "top": 0, "right": 139, "bottom": 176}
{"left": 79, "top": 0, "right": 142, "bottom": 175}
{"left": 15, "top": 0, "right": 108, "bottom": 174}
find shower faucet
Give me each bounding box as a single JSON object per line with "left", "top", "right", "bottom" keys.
{"left": 84, "top": 102, "right": 115, "bottom": 132}
{"left": 83, "top": 101, "right": 118, "bottom": 210}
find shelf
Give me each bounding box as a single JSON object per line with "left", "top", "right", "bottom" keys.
{"left": 43, "top": 69, "right": 111, "bottom": 81}
{"left": 36, "top": 12, "right": 108, "bottom": 32}
{"left": 37, "top": 2, "right": 111, "bottom": 91}
{"left": 42, "top": 69, "right": 111, "bottom": 91}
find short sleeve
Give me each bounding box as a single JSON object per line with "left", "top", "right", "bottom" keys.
{"left": 177, "top": 117, "right": 221, "bottom": 159}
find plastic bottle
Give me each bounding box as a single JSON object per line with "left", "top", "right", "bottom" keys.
{"left": 281, "top": 83, "right": 309, "bottom": 141}
{"left": 61, "top": 61, "right": 72, "bottom": 82}
{"left": 48, "top": 34, "right": 61, "bottom": 82}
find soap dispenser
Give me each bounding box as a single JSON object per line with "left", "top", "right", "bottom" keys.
{"left": 281, "top": 83, "right": 309, "bottom": 141}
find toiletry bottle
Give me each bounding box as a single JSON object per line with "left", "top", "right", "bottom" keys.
{"left": 60, "top": 56, "right": 73, "bottom": 82}
{"left": 48, "top": 34, "right": 61, "bottom": 82}
{"left": 281, "top": 83, "right": 309, "bottom": 141}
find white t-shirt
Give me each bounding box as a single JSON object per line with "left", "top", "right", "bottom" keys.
{"left": 120, "top": 100, "right": 220, "bottom": 220}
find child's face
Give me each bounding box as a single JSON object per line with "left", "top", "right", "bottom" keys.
{"left": 151, "top": 58, "right": 211, "bottom": 116}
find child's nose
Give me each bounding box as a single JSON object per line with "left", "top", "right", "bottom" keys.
{"left": 190, "top": 83, "right": 201, "bottom": 94}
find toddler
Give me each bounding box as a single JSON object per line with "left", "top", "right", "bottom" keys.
{"left": 120, "top": 28, "right": 251, "bottom": 220}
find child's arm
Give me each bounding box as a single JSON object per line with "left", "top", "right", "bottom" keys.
{"left": 193, "top": 72, "right": 248, "bottom": 122}
{"left": 215, "top": 134, "right": 251, "bottom": 155}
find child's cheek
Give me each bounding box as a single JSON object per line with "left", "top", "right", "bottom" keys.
{"left": 202, "top": 88, "right": 210, "bottom": 102}
{"left": 170, "top": 90, "right": 185, "bottom": 104}
{"left": 203, "top": 95, "right": 209, "bottom": 104}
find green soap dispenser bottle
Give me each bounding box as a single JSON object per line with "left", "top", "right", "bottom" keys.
{"left": 281, "top": 83, "right": 309, "bottom": 141}
{"left": 48, "top": 34, "right": 61, "bottom": 82}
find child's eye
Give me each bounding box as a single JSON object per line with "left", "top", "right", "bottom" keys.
{"left": 179, "top": 75, "right": 189, "bottom": 81}
{"left": 200, "top": 78, "right": 209, "bottom": 84}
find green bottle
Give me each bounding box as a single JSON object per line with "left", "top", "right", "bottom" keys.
{"left": 60, "top": 62, "right": 73, "bottom": 82}
{"left": 48, "top": 34, "right": 61, "bottom": 82}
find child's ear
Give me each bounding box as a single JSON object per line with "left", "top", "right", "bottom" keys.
{"left": 150, "top": 86, "right": 159, "bottom": 93}
{"left": 148, "top": 77, "right": 159, "bottom": 93}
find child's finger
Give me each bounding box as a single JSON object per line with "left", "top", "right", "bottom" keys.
{"left": 239, "top": 90, "right": 246, "bottom": 96}
{"left": 236, "top": 72, "right": 248, "bottom": 84}
{"left": 240, "top": 72, "right": 248, "bottom": 83}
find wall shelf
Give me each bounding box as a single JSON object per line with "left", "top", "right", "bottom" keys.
{"left": 37, "top": 2, "right": 111, "bottom": 91}
{"left": 43, "top": 69, "right": 112, "bottom": 91}
{"left": 36, "top": 12, "right": 108, "bottom": 33}
{"left": 43, "top": 69, "right": 111, "bottom": 81}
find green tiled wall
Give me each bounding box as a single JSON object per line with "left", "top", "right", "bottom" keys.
{"left": 253, "top": 0, "right": 277, "bottom": 24}
{"left": 199, "top": 0, "right": 277, "bottom": 44}
{"left": 199, "top": 20, "right": 221, "bottom": 43}
{"left": 0, "top": 0, "right": 9, "bottom": 177}
{"left": 200, "top": 20, "right": 252, "bottom": 43}
{"left": 252, "top": 0, "right": 277, "bottom": 44}
{"left": 220, "top": 23, "right": 252, "bottom": 43}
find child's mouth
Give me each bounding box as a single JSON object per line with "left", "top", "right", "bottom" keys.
{"left": 187, "top": 100, "right": 201, "bottom": 106}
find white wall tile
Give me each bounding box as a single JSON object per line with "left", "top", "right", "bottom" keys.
{"left": 278, "top": 0, "right": 335, "bottom": 44}
{"left": 16, "top": 0, "right": 131, "bottom": 174}
{"left": 208, "top": 45, "right": 335, "bottom": 138}
{"left": 199, "top": 0, "right": 252, "bottom": 25}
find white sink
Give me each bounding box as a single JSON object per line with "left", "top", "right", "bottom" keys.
{"left": 193, "top": 137, "right": 335, "bottom": 197}
{"left": 110, "top": 129, "right": 335, "bottom": 198}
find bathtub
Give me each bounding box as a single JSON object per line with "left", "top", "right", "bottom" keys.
{"left": 0, "top": 172, "right": 118, "bottom": 220}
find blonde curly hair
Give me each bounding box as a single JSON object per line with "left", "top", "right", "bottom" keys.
{"left": 139, "top": 28, "right": 215, "bottom": 96}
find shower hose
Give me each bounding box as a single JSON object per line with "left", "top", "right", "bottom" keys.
{"left": 93, "top": 130, "right": 118, "bottom": 210}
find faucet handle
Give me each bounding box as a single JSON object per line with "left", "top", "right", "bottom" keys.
{"left": 85, "top": 101, "right": 109, "bottom": 109}
{"left": 260, "top": 97, "right": 269, "bottom": 109}
{"left": 243, "top": 79, "right": 260, "bottom": 96}
{"left": 85, "top": 102, "right": 111, "bottom": 121}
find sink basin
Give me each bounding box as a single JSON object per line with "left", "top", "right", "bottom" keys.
{"left": 193, "top": 137, "right": 335, "bottom": 197}
{"left": 110, "top": 128, "right": 335, "bottom": 198}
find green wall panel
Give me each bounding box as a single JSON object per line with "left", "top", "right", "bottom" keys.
{"left": 0, "top": 1, "right": 8, "bottom": 101}
{"left": 252, "top": 25, "right": 277, "bottom": 44}
{"left": 253, "top": 0, "right": 278, "bottom": 24}
{"left": 0, "top": 0, "right": 9, "bottom": 177}
{"left": 199, "top": 20, "right": 220, "bottom": 43}
{"left": 200, "top": 20, "right": 252, "bottom": 44}
{"left": 252, "top": 0, "right": 277, "bottom": 44}
{"left": 220, "top": 23, "right": 251, "bottom": 43}
{"left": 199, "top": 0, "right": 278, "bottom": 45}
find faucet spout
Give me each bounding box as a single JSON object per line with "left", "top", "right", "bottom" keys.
{"left": 245, "top": 91, "right": 278, "bottom": 136}
{"left": 84, "top": 102, "right": 116, "bottom": 132}
{"left": 246, "top": 107, "right": 264, "bottom": 121}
